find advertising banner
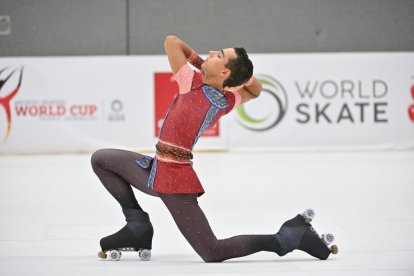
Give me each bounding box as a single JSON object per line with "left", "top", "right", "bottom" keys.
{"left": 0, "top": 56, "right": 226, "bottom": 154}
{"left": 0, "top": 53, "right": 413, "bottom": 154}
{"left": 228, "top": 53, "right": 414, "bottom": 150}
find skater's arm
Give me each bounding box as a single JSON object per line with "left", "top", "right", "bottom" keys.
{"left": 227, "top": 76, "right": 262, "bottom": 104}
{"left": 164, "top": 35, "right": 203, "bottom": 74}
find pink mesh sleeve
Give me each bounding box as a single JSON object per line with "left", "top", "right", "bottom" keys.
{"left": 173, "top": 64, "right": 195, "bottom": 94}
{"left": 226, "top": 89, "right": 242, "bottom": 112}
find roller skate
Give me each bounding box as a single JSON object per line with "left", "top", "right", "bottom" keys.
{"left": 97, "top": 208, "right": 154, "bottom": 261}
{"left": 275, "top": 208, "right": 338, "bottom": 260}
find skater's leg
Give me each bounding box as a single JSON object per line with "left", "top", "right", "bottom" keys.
{"left": 91, "top": 148, "right": 159, "bottom": 209}
{"left": 160, "top": 193, "right": 282, "bottom": 262}
{"left": 91, "top": 149, "right": 156, "bottom": 257}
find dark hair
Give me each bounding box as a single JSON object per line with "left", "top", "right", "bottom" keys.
{"left": 222, "top": 47, "right": 253, "bottom": 88}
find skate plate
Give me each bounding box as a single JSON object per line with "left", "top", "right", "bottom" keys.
{"left": 98, "top": 247, "right": 151, "bottom": 261}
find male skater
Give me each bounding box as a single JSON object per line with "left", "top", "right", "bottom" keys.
{"left": 92, "top": 35, "right": 338, "bottom": 262}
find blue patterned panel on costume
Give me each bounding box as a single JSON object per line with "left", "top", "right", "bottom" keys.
{"left": 192, "top": 105, "right": 219, "bottom": 148}
{"left": 202, "top": 85, "right": 228, "bottom": 109}
{"left": 135, "top": 155, "right": 153, "bottom": 169}
{"left": 146, "top": 158, "right": 158, "bottom": 189}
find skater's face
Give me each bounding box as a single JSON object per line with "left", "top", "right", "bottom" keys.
{"left": 201, "top": 48, "right": 237, "bottom": 86}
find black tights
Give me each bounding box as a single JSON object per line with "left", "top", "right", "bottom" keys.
{"left": 91, "top": 148, "right": 281, "bottom": 262}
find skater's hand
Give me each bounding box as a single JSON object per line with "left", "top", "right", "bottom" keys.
{"left": 226, "top": 76, "right": 262, "bottom": 104}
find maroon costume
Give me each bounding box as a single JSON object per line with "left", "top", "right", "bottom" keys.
{"left": 135, "top": 64, "right": 241, "bottom": 196}
{"left": 91, "top": 62, "right": 286, "bottom": 262}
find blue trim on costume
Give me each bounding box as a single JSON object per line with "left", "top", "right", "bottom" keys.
{"left": 192, "top": 105, "right": 219, "bottom": 148}
{"left": 201, "top": 85, "right": 228, "bottom": 109}
{"left": 159, "top": 95, "right": 178, "bottom": 137}
{"left": 192, "top": 86, "right": 228, "bottom": 148}
{"left": 146, "top": 158, "right": 158, "bottom": 189}
{"left": 135, "top": 155, "right": 153, "bottom": 169}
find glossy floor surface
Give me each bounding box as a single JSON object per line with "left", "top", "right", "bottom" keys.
{"left": 0, "top": 151, "right": 413, "bottom": 275}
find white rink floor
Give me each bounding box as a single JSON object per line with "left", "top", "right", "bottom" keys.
{"left": 0, "top": 150, "right": 413, "bottom": 276}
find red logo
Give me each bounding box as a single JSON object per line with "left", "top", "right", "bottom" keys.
{"left": 0, "top": 67, "right": 23, "bottom": 144}
{"left": 154, "top": 72, "right": 219, "bottom": 137}
{"left": 408, "top": 84, "right": 414, "bottom": 122}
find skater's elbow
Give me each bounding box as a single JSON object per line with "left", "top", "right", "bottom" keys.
{"left": 164, "top": 35, "right": 179, "bottom": 47}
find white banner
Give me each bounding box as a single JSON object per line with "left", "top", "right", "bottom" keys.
{"left": 227, "top": 53, "right": 414, "bottom": 150}
{"left": 0, "top": 56, "right": 227, "bottom": 154}
{"left": 0, "top": 53, "right": 413, "bottom": 154}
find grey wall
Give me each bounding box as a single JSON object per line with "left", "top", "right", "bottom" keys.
{"left": 0, "top": 0, "right": 413, "bottom": 56}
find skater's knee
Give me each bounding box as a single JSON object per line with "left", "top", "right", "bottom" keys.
{"left": 91, "top": 148, "right": 111, "bottom": 170}
{"left": 198, "top": 242, "right": 224, "bottom": 263}
{"left": 200, "top": 254, "right": 223, "bottom": 263}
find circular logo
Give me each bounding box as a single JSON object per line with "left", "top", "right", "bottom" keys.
{"left": 236, "top": 75, "right": 288, "bottom": 131}
{"left": 111, "top": 99, "right": 123, "bottom": 113}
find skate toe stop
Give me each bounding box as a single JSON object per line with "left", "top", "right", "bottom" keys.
{"left": 331, "top": 245, "right": 339, "bottom": 254}
{"left": 98, "top": 251, "right": 107, "bottom": 259}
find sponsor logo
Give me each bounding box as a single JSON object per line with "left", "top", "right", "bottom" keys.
{"left": 235, "top": 75, "right": 288, "bottom": 131}
{"left": 108, "top": 99, "right": 125, "bottom": 121}
{"left": 408, "top": 84, "right": 414, "bottom": 122}
{"left": 295, "top": 79, "right": 388, "bottom": 124}
{"left": 14, "top": 101, "right": 98, "bottom": 119}
{"left": 0, "top": 67, "right": 23, "bottom": 143}
{"left": 236, "top": 75, "right": 391, "bottom": 132}
{"left": 0, "top": 66, "right": 102, "bottom": 144}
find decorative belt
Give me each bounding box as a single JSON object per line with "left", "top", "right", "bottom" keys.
{"left": 156, "top": 141, "right": 193, "bottom": 162}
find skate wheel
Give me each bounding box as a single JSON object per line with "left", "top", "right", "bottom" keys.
{"left": 139, "top": 249, "right": 151, "bottom": 261}
{"left": 330, "top": 244, "right": 339, "bottom": 254}
{"left": 302, "top": 208, "right": 315, "bottom": 223}
{"left": 109, "top": 250, "right": 121, "bottom": 261}
{"left": 321, "top": 233, "right": 335, "bottom": 245}
{"left": 98, "top": 251, "right": 107, "bottom": 259}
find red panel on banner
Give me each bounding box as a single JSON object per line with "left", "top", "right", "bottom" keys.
{"left": 154, "top": 72, "right": 219, "bottom": 137}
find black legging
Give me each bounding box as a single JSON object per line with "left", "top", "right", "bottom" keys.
{"left": 91, "top": 148, "right": 281, "bottom": 262}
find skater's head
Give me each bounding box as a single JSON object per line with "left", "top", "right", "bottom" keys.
{"left": 201, "top": 47, "right": 253, "bottom": 89}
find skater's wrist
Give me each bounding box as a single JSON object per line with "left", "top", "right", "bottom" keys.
{"left": 243, "top": 76, "right": 262, "bottom": 98}
{"left": 187, "top": 50, "right": 204, "bottom": 70}
{"left": 243, "top": 76, "right": 254, "bottom": 88}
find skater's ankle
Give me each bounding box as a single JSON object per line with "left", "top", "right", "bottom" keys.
{"left": 274, "top": 233, "right": 294, "bottom": 256}
{"left": 122, "top": 208, "right": 151, "bottom": 223}
{"left": 271, "top": 234, "right": 285, "bottom": 256}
